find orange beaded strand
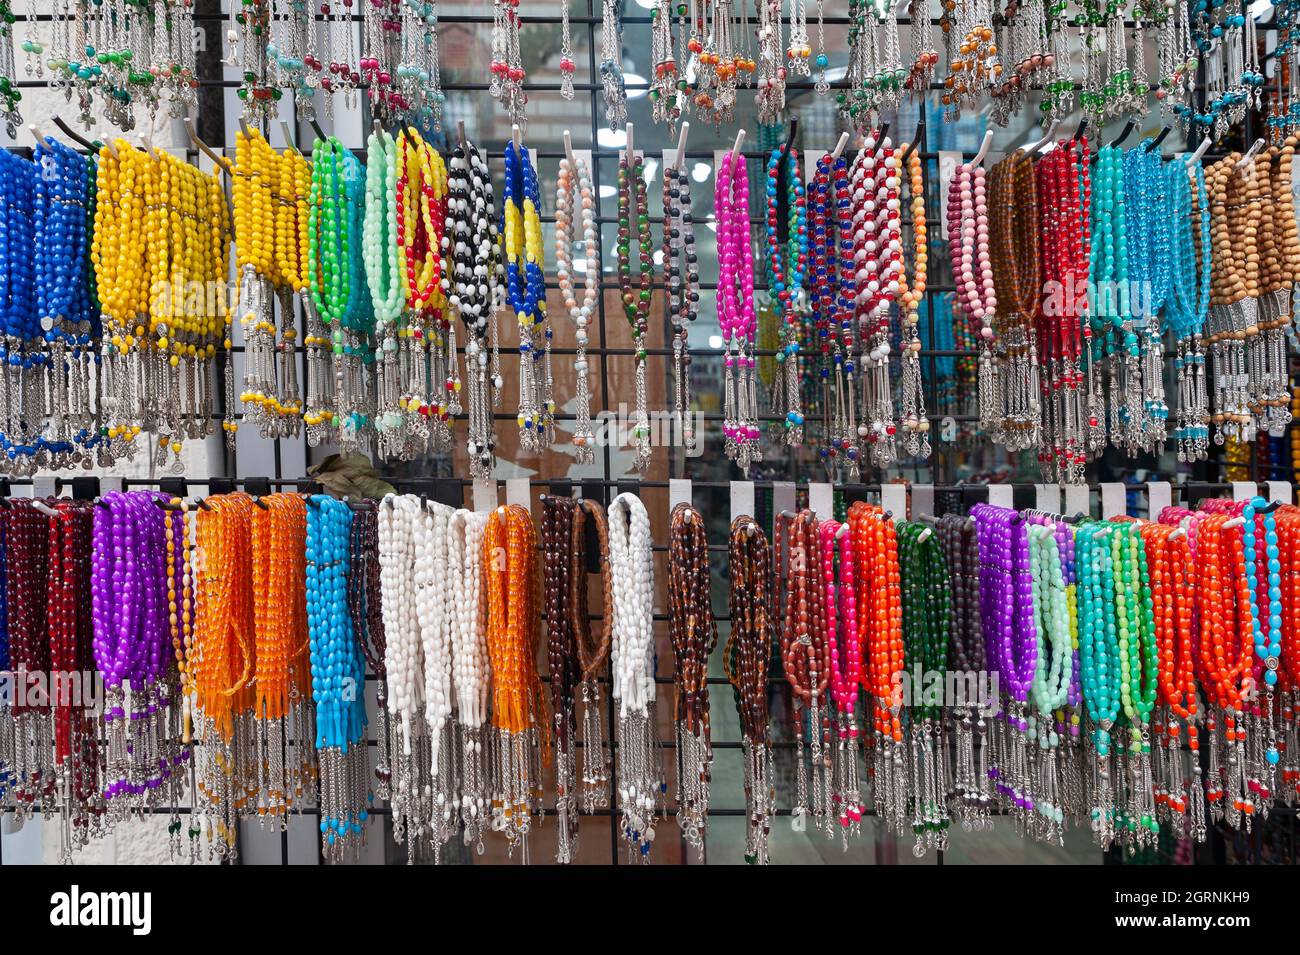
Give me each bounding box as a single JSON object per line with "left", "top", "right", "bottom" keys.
{"left": 483, "top": 504, "right": 548, "bottom": 841}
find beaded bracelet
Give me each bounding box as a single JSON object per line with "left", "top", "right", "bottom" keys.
{"left": 378, "top": 494, "right": 457, "bottom": 861}
{"left": 1139, "top": 519, "right": 1206, "bottom": 841}
{"left": 91, "top": 491, "right": 177, "bottom": 822}
{"left": 897, "top": 145, "right": 930, "bottom": 460}
{"left": 778, "top": 508, "right": 831, "bottom": 830}
{"left": 849, "top": 502, "right": 905, "bottom": 831}
{"left": 191, "top": 493, "right": 256, "bottom": 858}
{"left": 249, "top": 493, "right": 314, "bottom": 825}
{"left": 608, "top": 492, "right": 661, "bottom": 860}
{"left": 502, "top": 139, "right": 553, "bottom": 453}
{"left": 898, "top": 520, "right": 952, "bottom": 854}
{"left": 851, "top": 133, "right": 903, "bottom": 468}
{"left": 47, "top": 499, "right": 101, "bottom": 861}
{"left": 765, "top": 142, "right": 807, "bottom": 446}
{"left": 667, "top": 501, "right": 716, "bottom": 850}
{"left": 617, "top": 146, "right": 656, "bottom": 472}
{"left": 555, "top": 153, "right": 599, "bottom": 461}
{"left": 727, "top": 514, "right": 774, "bottom": 864}
{"left": 306, "top": 494, "right": 370, "bottom": 862}
{"left": 809, "top": 152, "right": 858, "bottom": 478}
{"left": 938, "top": 511, "right": 993, "bottom": 828}
{"left": 663, "top": 155, "right": 700, "bottom": 456}
{"left": 25, "top": 137, "right": 103, "bottom": 471}
{"left": 337, "top": 500, "right": 387, "bottom": 809}
{"left": 716, "top": 148, "right": 760, "bottom": 469}
{"left": 1035, "top": 135, "right": 1092, "bottom": 481}
{"left": 571, "top": 498, "right": 612, "bottom": 811}
{"left": 820, "top": 515, "right": 863, "bottom": 837}
{"left": 542, "top": 494, "right": 582, "bottom": 862}
{"left": 445, "top": 137, "right": 503, "bottom": 480}
{"left": 448, "top": 507, "right": 491, "bottom": 846}
{"left": 162, "top": 499, "right": 200, "bottom": 859}
{"left": 306, "top": 137, "right": 374, "bottom": 449}
{"left": 6, "top": 499, "right": 51, "bottom": 810}
{"left": 986, "top": 149, "right": 1041, "bottom": 454}
{"left": 236, "top": 127, "right": 304, "bottom": 439}
{"left": 396, "top": 130, "right": 456, "bottom": 455}
{"left": 483, "top": 502, "right": 546, "bottom": 851}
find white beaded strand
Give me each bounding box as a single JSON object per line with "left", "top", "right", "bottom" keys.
{"left": 608, "top": 492, "right": 662, "bottom": 861}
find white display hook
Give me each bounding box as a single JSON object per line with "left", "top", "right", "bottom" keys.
{"left": 1021, "top": 118, "right": 1059, "bottom": 154}
{"left": 673, "top": 120, "right": 690, "bottom": 169}
{"left": 972, "top": 128, "right": 995, "bottom": 165}
{"left": 625, "top": 122, "right": 635, "bottom": 159}
{"left": 1184, "top": 137, "right": 1212, "bottom": 166}
{"left": 563, "top": 129, "right": 576, "bottom": 168}
{"left": 1236, "top": 137, "right": 1265, "bottom": 177}
{"left": 830, "top": 131, "right": 851, "bottom": 161}
{"left": 731, "top": 128, "right": 746, "bottom": 163}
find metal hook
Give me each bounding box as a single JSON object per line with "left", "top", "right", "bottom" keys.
{"left": 184, "top": 117, "right": 233, "bottom": 175}
{"left": 1021, "top": 118, "right": 1060, "bottom": 154}
{"left": 277, "top": 121, "right": 302, "bottom": 158}
{"left": 1145, "top": 125, "right": 1171, "bottom": 153}
{"left": 53, "top": 115, "right": 102, "bottom": 154}
{"left": 1110, "top": 119, "right": 1136, "bottom": 148}
{"left": 900, "top": 118, "right": 925, "bottom": 164}
{"left": 781, "top": 116, "right": 799, "bottom": 157}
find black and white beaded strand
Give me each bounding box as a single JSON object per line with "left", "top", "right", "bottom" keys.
{"left": 444, "top": 137, "right": 504, "bottom": 481}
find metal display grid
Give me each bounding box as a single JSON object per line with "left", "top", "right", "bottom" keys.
{"left": 0, "top": 0, "right": 1291, "bottom": 864}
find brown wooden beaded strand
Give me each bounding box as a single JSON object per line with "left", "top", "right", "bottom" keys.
{"left": 987, "top": 149, "right": 1042, "bottom": 450}
{"left": 541, "top": 494, "right": 582, "bottom": 862}
{"left": 570, "top": 498, "right": 612, "bottom": 810}
{"left": 667, "top": 502, "right": 716, "bottom": 850}
{"left": 727, "top": 515, "right": 775, "bottom": 864}
{"left": 1205, "top": 154, "right": 1258, "bottom": 440}
{"left": 778, "top": 508, "right": 833, "bottom": 831}
{"left": 1250, "top": 141, "right": 1300, "bottom": 431}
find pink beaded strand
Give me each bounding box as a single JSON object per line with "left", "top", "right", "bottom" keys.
{"left": 820, "top": 519, "right": 864, "bottom": 831}
{"left": 716, "top": 149, "right": 759, "bottom": 469}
